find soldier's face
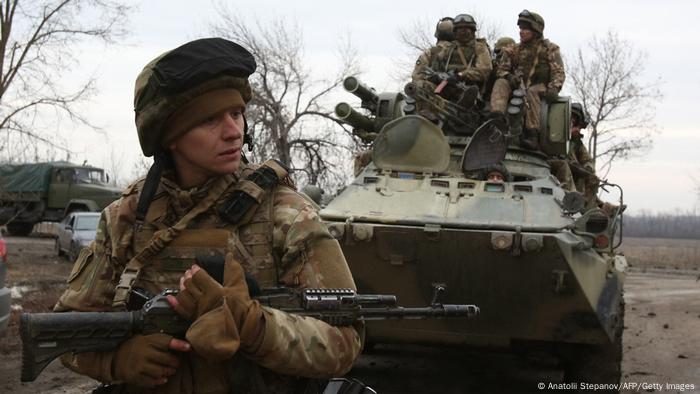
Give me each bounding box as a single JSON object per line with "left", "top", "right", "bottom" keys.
{"left": 571, "top": 119, "right": 582, "bottom": 138}
{"left": 519, "top": 27, "right": 535, "bottom": 43}
{"left": 169, "top": 106, "right": 245, "bottom": 187}
{"left": 487, "top": 172, "right": 505, "bottom": 183}
{"left": 454, "top": 26, "right": 474, "bottom": 42}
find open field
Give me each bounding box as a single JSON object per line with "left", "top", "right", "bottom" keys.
{"left": 619, "top": 237, "right": 700, "bottom": 272}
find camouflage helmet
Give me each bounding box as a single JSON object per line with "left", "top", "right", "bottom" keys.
{"left": 494, "top": 37, "right": 515, "bottom": 52}
{"left": 453, "top": 14, "right": 477, "bottom": 31}
{"left": 517, "top": 10, "right": 545, "bottom": 35}
{"left": 134, "top": 38, "right": 256, "bottom": 157}
{"left": 434, "top": 17, "right": 454, "bottom": 41}
{"left": 571, "top": 102, "right": 591, "bottom": 128}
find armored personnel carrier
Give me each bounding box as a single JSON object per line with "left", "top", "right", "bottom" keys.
{"left": 321, "top": 76, "right": 627, "bottom": 384}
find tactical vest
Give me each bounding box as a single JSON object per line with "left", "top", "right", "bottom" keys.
{"left": 443, "top": 40, "right": 477, "bottom": 73}
{"left": 109, "top": 161, "right": 311, "bottom": 393}
{"left": 516, "top": 39, "right": 553, "bottom": 87}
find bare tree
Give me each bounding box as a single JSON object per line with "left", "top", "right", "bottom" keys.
{"left": 0, "top": 0, "right": 130, "bottom": 162}
{"left": 209, "top": 7, "right": 361, "bottom": 190}
{"left": 566, "top": 30, "right": 663, "bottom": 176}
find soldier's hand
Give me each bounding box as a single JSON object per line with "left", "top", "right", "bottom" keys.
{"left": 113, "top": 334, "right": 189, "bottom": 387}
{"left": 167, "top": 264, "right": 224, "bottom": 321}
{"left": 222, "top": 252, "right": 266, "bottom": 352}
{"left": 506, "top": 74, "right": 521, "bottom": 89}
{"left": 544, "top": 87, "right": 559, "bottom": 102}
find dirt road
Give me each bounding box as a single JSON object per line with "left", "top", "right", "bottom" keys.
{"left": 1, "top": 236, "right": 698, "bottom": 393}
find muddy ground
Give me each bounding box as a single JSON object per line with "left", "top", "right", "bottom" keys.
{"left": 1, "top": 236, "right": 699, "bottom": 393}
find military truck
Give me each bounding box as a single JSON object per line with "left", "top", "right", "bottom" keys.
{"left": 0, "top": 162, "right": 121, "bottom": 236}
{"left": 323, "top": 77, "right": 626, "bottom": 384}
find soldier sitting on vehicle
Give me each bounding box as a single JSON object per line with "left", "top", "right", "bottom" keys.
{"left": 483, "top": 37, "right": 515, "bottom": 110}
{"left": 412, "top": 16, "right": 455, "bottom": 83}
{"left": 489, "top": 10, "right": 565, "bottom": 150}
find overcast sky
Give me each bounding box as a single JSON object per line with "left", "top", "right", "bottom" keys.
{"left": 63, "top": 0, "right": 700, "bottom": 215}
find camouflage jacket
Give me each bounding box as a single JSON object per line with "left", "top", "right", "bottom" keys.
{"left": 411, "top": 40, "right": 452, "bottom": 82}
{"left": 439, "top": 38, "right": 492, "bottom": 86}
{"left": 55, "top": 163, "right": 363, "bottom": 394}
{"left": 569, "top": 137, "right": 594, "bottom": 172}
{"left": 496, "top": 38, "right": 565, "bottom": 91}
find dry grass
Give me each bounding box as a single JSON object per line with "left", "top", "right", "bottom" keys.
{"left": 618, "top": 237, "right": 700, "bottom": 271}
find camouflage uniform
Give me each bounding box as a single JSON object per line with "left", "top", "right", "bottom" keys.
{"left": 54, "top": 38, "right": 362, "bottom": 394}
{"left": 411, "top": 40, "right": 453, "bottom": 83}
{"left": 55, "top": 164, "right": 362, "bottom": 393}
{"left": 549, "top": 137, "right": 598, "bottom": 208}
{"left": 490, "top": 37, "right": 565, "bottom": 131}
{"left": 437, "top": 38, "right": 492, "bottom": 90}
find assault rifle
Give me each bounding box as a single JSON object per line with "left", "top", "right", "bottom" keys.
{"left": 20, "top": 284, "right": 479, "bottom": 382}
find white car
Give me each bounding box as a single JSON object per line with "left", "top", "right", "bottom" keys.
{"left": 55, "top": 212, "right": 100, "bottom": 261}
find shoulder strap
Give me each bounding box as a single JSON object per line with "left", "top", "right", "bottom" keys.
{"left": 218, "top": 159, "right": 289, "bottom": 226}
{"left": 112, "top": 174, "right": 234, "bottom": 308}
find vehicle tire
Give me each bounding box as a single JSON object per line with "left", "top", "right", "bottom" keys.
{"left": 562, "top": 299, "right": 624, "bottom": 392}
{"left": 6, "top": 222, "right": 34, "bottom": 236}
{"left": 55, "top": 237, "right": 65, "bottom": 257}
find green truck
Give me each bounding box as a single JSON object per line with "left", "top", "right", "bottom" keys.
{"left": 0, "top": 162, "right": 122, "bottom": 236}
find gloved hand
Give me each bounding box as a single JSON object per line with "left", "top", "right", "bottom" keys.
{"left": 113, "top": 334, "right": 183, "bottom": 387}
{"left": 506, "top": 74, "right": 521, "bottom": 89}
{"left": 544, "top": 87, "right": 559, "bottom": 101}
{"left": 171, "top": 265, "right": 224, "bottom": 321}
{"left": 221, "top": 252, "right": 266, "bottom": 353}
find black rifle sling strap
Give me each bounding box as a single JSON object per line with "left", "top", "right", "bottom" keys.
{"left": 113, "top": 174, "right": 233, "bottom": 308}
{"left": 218, "top": 159, "right": 289, "bottom": 226}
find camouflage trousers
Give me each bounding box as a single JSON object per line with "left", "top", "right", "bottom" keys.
{"left": 490, "top": 80, "right": 546, "bottom": 131}
{"left": 549, "top": 159, "right": 600, "bottom": 210}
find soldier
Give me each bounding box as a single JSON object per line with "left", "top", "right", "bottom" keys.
{"left": 483, "top": 37, "right": 516, "bottom": 108}
{"left": 437, "top": 14, "right": 492, "bottom": 95}
{"left": 411, "top": 16, "right": 454, "bottom": 82}
{"left": 490, "top": 10, "right": 565, "bottom": 150}
{"left": 53, "top": 38, "right": 362, "bottom": 393}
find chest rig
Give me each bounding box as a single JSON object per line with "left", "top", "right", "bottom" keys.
{"left": 516, "top": 39, "right": 551, "bottom": 87}
{"left": 112, "top": 159, "right": 290, "bottom": 309}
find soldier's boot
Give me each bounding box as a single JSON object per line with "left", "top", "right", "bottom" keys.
{"left": 459, "top": 85, "right": 480, "bottom": 109}
{"left": 487, "top": 111, "right": 508, "bottom": 131}
{"left": 520, "top": 128, "right": 539, "bottom": 150}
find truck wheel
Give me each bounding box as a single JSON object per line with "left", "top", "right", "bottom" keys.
{"left": 55, "top": 237, "right": 65, "bottom": 257}
{"left": 6, "top": 222, "right": 34, "bottom": 236}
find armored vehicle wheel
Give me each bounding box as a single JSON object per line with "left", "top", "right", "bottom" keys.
{"left": 6, "top": 222, "right": 33, "bottom": 236}
{"left": 562, "top": 300, "right": 624, "bottom": 392}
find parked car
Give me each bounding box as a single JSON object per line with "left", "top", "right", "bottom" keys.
{"left": 0, "top": 232, "right": 10, "bottom": 332}
{"left": 55, "top": 212, "right": 100, "bottom": 262}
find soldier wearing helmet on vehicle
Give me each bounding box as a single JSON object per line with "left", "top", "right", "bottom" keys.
{"left": 483, "top": 37, "right": 516, "bottom": 107}
{"left": 53, "top": 38, "right": 362, "bottom": 393}
{"left": 549, "top": 102, "right": 595, "bottom": 201}
{"left": 411, "top": 16, "right": 455, "bottom": 82}
{"left": 436, "top": 14, "right": 492, "bottom": 95}
{"left": 490, "top": 10, "right": 565, "bottom": 150}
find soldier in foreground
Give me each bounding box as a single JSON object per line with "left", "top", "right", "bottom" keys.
{"left": 490, "top": 10, "right": 565, "bottom": 150}
{"left": 53, "top": 37, "right": 362, "bottom": 393}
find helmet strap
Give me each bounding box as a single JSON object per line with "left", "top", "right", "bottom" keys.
{"left": 135, "top": 151, "right": 169, "bottom": 223}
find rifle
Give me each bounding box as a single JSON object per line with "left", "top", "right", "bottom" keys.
{"left": 20, "top": 284, "right": 479, "bottom": 382}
